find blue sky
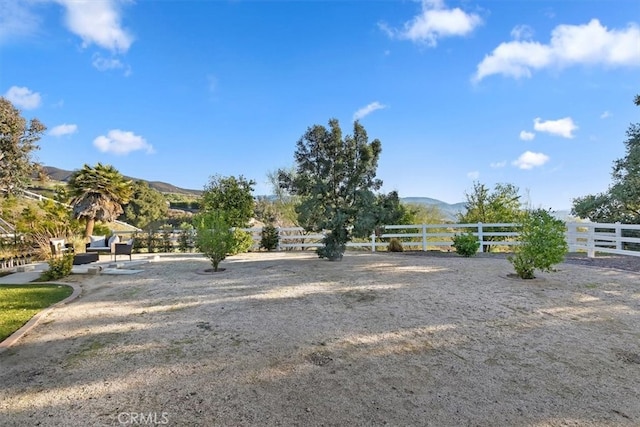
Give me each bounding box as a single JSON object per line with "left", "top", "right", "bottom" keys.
{"left": 2, "top": 0, "right": 639, "bottom": 210}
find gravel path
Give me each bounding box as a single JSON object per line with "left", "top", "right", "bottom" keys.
{"left": 1, "top": 252, "right": 639, "bottom": 426}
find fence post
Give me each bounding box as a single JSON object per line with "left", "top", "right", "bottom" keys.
{"left": 422, "top": 224, "right": 427, "bottom": 251}
{"left": 615, "top": 222, "right": 622, "bottom": 251}
{"left": 566, "top": 223, "right": 575, "bottom": 252}
{"left": 587, "top": 224, "right": 595, "bottom": 258}
{"left": 371, "top": 233, "right": 376, "bottom": 252}
{"left": 477, "top": 222, "right": 483, "bottom": 253}
{"left": 276, "top": 227, "right": 281, "bottom": 251}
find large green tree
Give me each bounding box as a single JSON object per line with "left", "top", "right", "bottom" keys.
{"left": 0, "top": 97, "right": 46, "bottom": 195}
{"left": 279, "top": 119, "right": 383, "bottom": 260}
{"left": 121, "top": 180, "right": 168, "bottom": 229}
{"left": 200, "top": 175, "right": 255, "bottom": 228}
{"left": 68, "top": 163, "right": 133, "bottom": 237}
{"left": 458, "top": 182, "right": 524, "bottom": 251}
{"left": 572, "top": 96, "right": 640, "bottom": 223}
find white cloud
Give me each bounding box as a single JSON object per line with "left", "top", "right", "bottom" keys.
{"left": 353, "top": 101, "right": 386, "bottom": 121}
{"left": 54, "top": 0, "right": 134, "bottom": 53}
{"left": 0, "top": 1, "right": 41, "bottom": 44}
{"left": 474, "top": 19, "right": 640, "bottom": 82}
{"left": 510, "top": 24, "right": 534, "bottom": 41}
{"left": 600, "top": 111, "right": 612, "bottom": 119}
{"left": 467, "top": 171, "right": 480, "bottom": 180}
{"left": 490, "top": 161, "right": 506, "bottom": 168}
{"left": 519, "top": 130, "right": 536, "bottom": 141}
{"left": 92, "top": 54, "right": 131, "bottom": 75}
{"left": 380, "top": 0, "right": 482, "bottom": 46}
{"left": 93, "top": 130, "right": 154, "bottom": 155}
{"left": 533, "top": 117, "right": 578, "bottom": 138}
{"left": 4, "top": 86, "right": 42, "bottom": 110}
{"left": 512, "top": 151, "right": 550, "bottom": 170}
{"left": 49, "top": 124, "right": 78, "bottom": 137}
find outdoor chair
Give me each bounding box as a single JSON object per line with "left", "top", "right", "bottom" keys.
{"left": 50, "top": 238, "right": 74, "bottom": 258}
{"left": 114, "top": 239, "right": 134, "bottom": 261}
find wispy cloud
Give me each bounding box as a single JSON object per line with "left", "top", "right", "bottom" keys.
{"left": 0, "top": 1, "right": 41, "bottom": 44}
{"left": 490, "top": 161, "right": 506, "bottom": 168}
{"left": 512, "top": 151, "right": 549, "bottom": 170}
{"left": 4, "top": 86, "right": 42, "bottom": 110}
{"left": 93, "top": 130, "right": 154, "bottom": 155}
{"left": 207, "top": 74, "right": 218, "bottom": 93}
{"left": 49, "top": 124, "right": 78, "bottom": 137}
{"left": 467, "top": 171, "right": 480, "bottom": 180}
{"left": 92, "top": 54, "right": 131, "bottom": 75}
{"left": 353, "top": 101, "right": 386, "bottom": 121}
{"left": 519, "top": 130, "right": 535, "bottom": 141}
{"left": 474, "top": 19, "right": 640, "bottom": 82}
{"left": 54, "top": 0, "right": 134, "bottom": 53}
{"left": 600, "top": 111, "right": 612, "bottom": 119}
{"left": 379, "top": 0, "right": 482, "bottom": 47}
{"left": 510, "top": 24, "right": 534, "bottom": 41}
{"left": 534, "top": 117, "right": 578, "bottom": 138}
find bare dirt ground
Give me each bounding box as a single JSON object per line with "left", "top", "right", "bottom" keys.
{"left": 0, "top": 252, "right": 639, "bottom": 426}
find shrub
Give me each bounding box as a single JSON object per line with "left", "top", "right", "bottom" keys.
{"left": 229, "top": 229, "right": 254, "bottom": 255}
{"left": 178, "top": 223, "right": 195, "bottom": 253}
{"left": 388, "top": 238, "right": 404, "bottom": 252}
{"left": 317, "top": 226, "right": 347, "bottom": 261}
{"left": 41, "top": 254, "right": 74, "bottom": 281}
{"left": 509, "top": 209, "right": 568, "bottom": 279}
{"left": 452, "top": 232, "right": 480, "bottom": 257}
{"left": 260, "top": 225, "right": 279, "bottom": 251}
{"left": 160, "top": 224, "right": 174, "bottom": 253}
{"left": 195, "top": 213, "right": 234, "bottom": 272}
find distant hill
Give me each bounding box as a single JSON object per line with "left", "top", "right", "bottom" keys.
{"left": 41, "top": 166, "right": 202, "bottom": 196}
{"left": 401, "top": 197, "right": 466, "bottom": 221}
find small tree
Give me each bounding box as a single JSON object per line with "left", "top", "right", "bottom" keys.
{"left": 201, "top": 175, "right": 255, "bottom": 228}
{"left": 458, "top": 182, "right": 524, "bottom": 252}
{"left": 260, "top": 224, "right": 279, "bottom": 251}
{"left": 195, "top": 212, "right": 234, "bottom": 272}
{"left": 509, "top": 209, "right": 568, "bottom": 279}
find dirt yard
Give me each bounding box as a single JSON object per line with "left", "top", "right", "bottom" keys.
{"left": 0, "top": 252, "right": 639, "bottom": 426}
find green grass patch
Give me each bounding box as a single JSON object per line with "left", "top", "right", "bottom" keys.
{"left": 0, "top": 284, "right": 73, "bottom": 342}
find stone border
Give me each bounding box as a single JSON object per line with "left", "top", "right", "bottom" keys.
{"left": 0, "top": 282, "right": 82, "bottom": 354}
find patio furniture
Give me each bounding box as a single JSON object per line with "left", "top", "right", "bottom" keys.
{"left": 114, "top": 239, "right": 134, "bottom": 261}
{"left": 50, "top": 238, "right": 74, "bottom": 257}
{"left": 73, "top": 252, "right": 99, "bottom": 265}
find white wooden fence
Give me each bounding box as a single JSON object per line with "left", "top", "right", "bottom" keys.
{"left": 239, "top": 222, "right": 640, "bottom": 258}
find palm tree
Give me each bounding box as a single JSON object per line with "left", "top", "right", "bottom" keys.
{"left": 68, "top": 163, "right": 133, "bottom": 237}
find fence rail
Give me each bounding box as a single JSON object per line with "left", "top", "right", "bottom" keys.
{"left": 237, "top": 222, "right": 640, "bottom": 258}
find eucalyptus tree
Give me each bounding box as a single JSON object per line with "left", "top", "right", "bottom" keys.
{"left": 0, "top": 97, "right": 46, "bottom": 195}
{"left": 68, "top": 163, "right": 133, "bottom": 237}
{"left": 279, "top": 119, "right": 383, "bottom": 260}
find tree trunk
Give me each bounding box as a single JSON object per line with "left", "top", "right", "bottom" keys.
{"left": 84, "top": 218, "right": 96, "bottom": 238}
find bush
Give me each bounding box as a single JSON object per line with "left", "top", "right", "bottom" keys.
{"left": 317, "top": 227, "right": 347, "bottom": 261}
{"left": 178, "top": 223, "right": 195, "bottom": 253}
{"left": 195, "top": 213, "right": 234, "bottom": 272}
{"left": 388, "top": 238, "right": 404, "bottom": 252}
{"left": 508, "top": 209, "right": 568, "bottom": 279}
{"left": 229, "top": 229, "right": 254, "bottom": 255}
{"left": 260, "top": 225, "right": 279, "bottom": 251}
{"left": 160, "top": 225, "right": 174, "bottom": 253}
{"left": 452, "top": 233, "right": 480, "bottom": 257}
{"left": 41, "top": 254, "right": 74, "bottom": 281}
